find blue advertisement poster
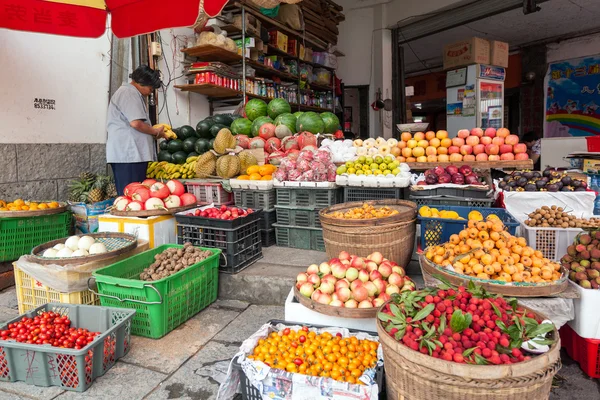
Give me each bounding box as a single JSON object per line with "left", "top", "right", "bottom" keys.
{"left": 545, "top": 55, "right": 600, "bottom": 137}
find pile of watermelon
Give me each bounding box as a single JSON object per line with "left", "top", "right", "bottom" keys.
{"left": 157, "top": 114, "right": 241, "bottom": 165}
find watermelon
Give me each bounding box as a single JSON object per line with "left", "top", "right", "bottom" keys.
{"left": 213, "top": 114, "right": 233, "bottom": 126}
{"left": 230, "top": 118, "right": 252, "bottom": 136}
{"left": 274, "top": 113, "right": 297, "bottom": 133}
{"left": 296, "top": 112, "right": 325, "bottom": 134}
{"left": 182, "top": 137, "right": 196, "bottom": 153}
{"left": 209, "top": 123, "right": 227, "bottom": 138}
{"left": 251, "top": 116, "right": 273, "bottom": 137}
{"left": 194, "top": 138, "right": 211, "bottom": 154}
{"left": 293, "top": 111, "right": 304, "bottom": 119}
{"left": 320, "top": 112, "right": 340, "bottom": 134}
{"left": 172, "top": 151, "right": 188, "bottom": 165}
{"left": 245, "top": 99, "right": 268, "bottom": 121}
{"left": 157, "top": 150, "right": 172, "bottom": 162}
{"left": 196, "top": 119, "right": 214, "bottom": 139}
{"left": 179, "top": 125, "right": 196, "bottom": 140}
{"left": 167, "top": 139, "right": 184, "bottom": 153}
{"left": 267, "top": 98, "right": 291, "bottom": 119}
{"left": 188, "top": 152, "right": 199, "bottom": 158}
{"left": 208, "top": 138, "right": 215, "bottom": 149}
{"left": 231, "top": 114, "right": 243, "bottom": 120}
{"left": 159, "top": 140, "right": 169, "bottom": 151}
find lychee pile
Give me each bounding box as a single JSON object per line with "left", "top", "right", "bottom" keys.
{"left": 379, "top": 284, "right": 555, "bottom": 365}
{"left": 561, "top": 231, "right": 600, "bottom": 289}
{"left": 296, "top": 251, "right": 416, "bottom": 309}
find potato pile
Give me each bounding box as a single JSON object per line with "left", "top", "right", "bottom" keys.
{"left": 524, "top": 206, "right": 600, "bottom": 228}
{"left": 139, "top": 243, "right": 212, "bottom": 281}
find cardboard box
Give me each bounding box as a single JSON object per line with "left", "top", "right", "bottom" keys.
{"left": 490, "top": 40, "right": 509, "bottom": 68}
{"left": 233, "top": 14, "right": 261, "bottom": 36}
{"left": 299, "top": 44, "right": 305, "bottom": 60}
{"left": 305, "top": 47, "right": 313, "bottom": 62}
{"left": 235, "top": 37, "right": 263, "bottom": 52}
{"left": 268, "top": 30, "right": 288, "bottom": 53}
{"left": 288, "top": 39, "right": 297, "bottom": 56}
{"left": 443, "top": 37, "right": 490, "bottom": 70}
{"left": 583, "top": 159, "right": 600, "bottom": 173}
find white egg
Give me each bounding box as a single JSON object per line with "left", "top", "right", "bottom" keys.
{"left": 56, "top": 248, "right": 74, "bottom": 258}
{"left": 53, "top": 243, "right": 66, "bottom": 251}
{"left": 43, "top": 248, "right": 58, "bottom": 258}
{"left": 65, "top": 236, "right": 80, "bottom": 251}
{"left": 72, "top": 249, "right": 89, "bottom": 257}
{"left": 78, "top": 236, "right": 96, "bottom": 251}
{"left": 89, "top": 243, "right": 107, "bottom": 255}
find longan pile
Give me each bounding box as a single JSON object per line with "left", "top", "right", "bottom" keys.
{"left": 524, "top": 205, "right": 600, "bottom": 228}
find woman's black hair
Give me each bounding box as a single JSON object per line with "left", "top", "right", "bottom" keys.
{"left": 522, "top": 131, "right": 538, "bottom": 143}
{"left": 130, "top": 65, "right": 162, "bottom": 89}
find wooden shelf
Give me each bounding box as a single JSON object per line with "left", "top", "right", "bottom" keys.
{"left": 406, "top": 160, "right": 534, "bottom": 170}
{"left": 307, "top": 82, "right": 333, "bottom": 92}
{"left": 174, "top": 84, "right": 241, "bottom": 98}
{"left": 247, "top": 60, "right": 298, "bottom": 81}
{"left": 266, "top": 45, "right": 295, "bottom": 59}
{"left": 181, "top": 45, "right": 242, "bottom": 63}
{"left": 296, "top": 103, "right": 333, "bottom": 112}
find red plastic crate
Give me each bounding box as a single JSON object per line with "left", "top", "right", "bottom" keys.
{"left": 560, "top": 324, "right": 600, "bottom": 378}
{"left": 184, "top": 182, "right": 233, "bottom": 205}
{"left": 585, "top": 136, "right": 600, "bottom": 152}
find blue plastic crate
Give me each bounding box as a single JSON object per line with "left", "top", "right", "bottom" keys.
{"left": 418, "top": 206, "right": 519, "bottom": 250}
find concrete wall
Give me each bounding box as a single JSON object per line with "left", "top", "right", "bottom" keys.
{"left": 546, "top": 32, "right": 600, "bottom": 63}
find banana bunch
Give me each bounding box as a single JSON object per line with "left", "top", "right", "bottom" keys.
{"left": 147, "top": 157, "right": 198, "bottom": 179}
{"left": 153, "top": 123, "right": 177, "bottom": 139}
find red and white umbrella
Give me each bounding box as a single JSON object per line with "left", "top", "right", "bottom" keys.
{"left": 0, "top": 0, "right": 228, "bottom": 38}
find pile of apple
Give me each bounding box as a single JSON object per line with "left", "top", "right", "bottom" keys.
{"left": 295, "top": 251, "right": 416, "bottom": 309}
{"left": 186, "top": 205, "right": 254, "bottom": 220}
{"left": 113, "top": 179, "right": 197, "bottom": 212}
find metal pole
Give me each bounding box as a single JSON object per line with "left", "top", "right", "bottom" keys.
{"left": 391, "top": 28, "right": 406, "bottom": 137}
{"left": 242, "top": 7, "right": 246, "bottom": 105}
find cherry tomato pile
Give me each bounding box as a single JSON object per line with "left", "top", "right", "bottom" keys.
{"left": 379, "top": 285, "right": 556, "bottom": 365}
{"left": 247, "top": 326, "right": 379, "bottom": 385}
{"left": 188, "top": 205, "right": 254, "bottom": 220}
{"left": 0, "top": 311, "right": 100, "bottom": 349}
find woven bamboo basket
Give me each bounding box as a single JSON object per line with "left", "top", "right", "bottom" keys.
{"left": 319, "top": 200, "right": 417, "bottom": 268}
{"left": 377, "top": 303, "right": 561, "bottom": 400}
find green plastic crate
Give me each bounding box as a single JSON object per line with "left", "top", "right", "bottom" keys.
{"left": 0, "top": 212, "right": 72, "bottom": 262}
{"left": 275, "top": 187, "right": 341, "bottom": 208}
{"left": 91, "top": 245, "right": 221, "bottom": 339}
{"left": 273, "top": 223, "right": 325, "bottom": 251}
{"left": 275, "top": 205, "right": 321, "bottom": 228}
{"left": 0, "top": 303, "right": 135, "bottom": 392}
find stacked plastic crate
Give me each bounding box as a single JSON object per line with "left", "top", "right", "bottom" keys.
{"left": 233, "top": 187, "right": 277, "bottom": 247}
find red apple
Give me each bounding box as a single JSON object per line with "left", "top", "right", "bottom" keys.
{"left": 149, "top": 182, "right": 170, "bottom": 199}
{"left": 452, "top": 137, "right": 465, "bottom": 147}
{"left": 480, "top": 136, "right": 492, "bottom": 145}
{"left": 358, "top": 269, "right": 370, "bottom": 283}
{"left": 499, "top": 144, "right": 513, "bottom": 154}
{"left": 515, "top": 153, "right": 530, "bottom": 160}
{"left": 496, "top": 128, "right": 510, "bottom": 138}
{"left": 363, "top": 281, "right": 378, "bottom": 297}
{"left": 365, "top": 261, "right": 379, "bottom": 273}
{"left": 475, "top": 153, "right": 488, "bottom": 161}
{"left": 485, "top": 144, "right": 499, "bottom": 155}
{"left": 179, "top": 193, "right": 197, "bottom": 206}
{"left": 488, "top": 154, "right": 500, "bottom": 161}
{"left": 378, "top": 263, "right": 393, "bottom": 279}
{"left": 338, "top": 251, "right": 351, "bottom": 261}
{"left": 378, "top": 292, "right": 391, "bottom": 302}
{"left": 492, "top": 137, "right": 505, "bottom": 146}
{"left": 346, "top": 267, "right": 359, "bottom": 282}
{"left": 372, "top": 278, "right": 387, "bottom": 295}
{"left": 358, "top": 300, "right": 373, "bottom": 309}
{"left": 345, "top": 299, "right": 358, "bottom": 308}
{"left": 448, "top": 146, "right": 460, "bottom": 154}
{"left": 500, "top": 153, "right": 515, "bottom": 160}
{"left": 335, "top": 279, "right": 349, "bottom": 291}
{"left": 505, "top": 134, "right": 520, "bottom": 146}
{"left": 457, "top": 129, "right": 470, "bottom": 139}
{"left": 350, "top": 279, "right": 363, "bottom": 292}
{"left": 368, "top": 251, "right": 384, "bottom": 265}
{"left": 166, "top": 179, "right": 185, "bottom": 196}
{"left": 350, "top": 256, "right": 365, "bottom": 269}
{"left": 352, "top": 286, "right": 369, "bottom": 302}
{"left": 484, "top": 127, "right": 497, "bottom": 138}
{"left": 466, "top": 136, "right": 480, "bottom": 146}
{"left": 164, "top": 195, "right": 182, "bottom": 208}
{"left": 372, "top": 298, "right": 386, "bottom": 308}
{"left": 299, "top": 282, "right": 314, "bottom": 297}
{"left": 131, "top": 186, "right": 151, "bottom": 203}
{"left": 142, "top": 179, "right": 157, "bottom": 187}
{"left": 473, "top": 144, "right": 485, "bottom": 155}
{"left": 513, "top": 143, "right": 527, "bottom": 154}
{"left": 336, "top": 287, "right": 351, "bottom": 302}
{"left": 470, "top": 128, "right": 484, "bottom": 137}
{"left": 460, "top": 145, "right": 473, "bottom": 155}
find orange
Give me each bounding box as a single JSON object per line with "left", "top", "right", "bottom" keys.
{"left": 261, "top": 175, "right": 272, "bottom": 180}
{"left": 247, "top": 165, "right": 260, "bottom": 175}
{"left": 237, "top": 175, "right": 250, "bottom": 180}
{"left": 249, "top": 173, "right": 262, "bottom": 180}
{"left": 258, "top": 165, "right": 272, "bottom": 176}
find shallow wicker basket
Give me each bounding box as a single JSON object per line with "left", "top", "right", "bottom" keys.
{"left": 319, "top": 200, "right": 417, "bottom": 268}
{"left": 377, "top": 302, "right": 561, "bottom": 400}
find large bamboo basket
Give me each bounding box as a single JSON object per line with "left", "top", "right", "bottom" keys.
{"left": 419, "top": 252, "right": 569, "bottom": 297}
{"left": 377, "top": 303, "right": 561, "bottom": 400}
{"left": 319, "top": 200, "right": 417, "bottom": 268}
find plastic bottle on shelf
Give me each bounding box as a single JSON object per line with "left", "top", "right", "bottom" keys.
{"left": 327, "top": 92, "right": 333, "bottom": 110}
{"left": 591, "top": 175, "right": 600, "bottom": 215}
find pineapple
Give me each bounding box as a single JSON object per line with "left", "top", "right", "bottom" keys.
{"left": 80, "top": 172, "right": 97, "bottom": 182}
{"left": 87, "top": 188, "right": 104, "bottom": 204}
{"left": 106, "top": 182, "right": 117, "bottom": 198}
{"left": 68, "top": 178, "right": 91, "bottom": 203}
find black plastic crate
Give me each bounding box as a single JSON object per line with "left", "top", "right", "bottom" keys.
{"left": 276, "top": 187, "right": 342, "bottom": 208}
{"left": 261, "top": 229, "right": 276, "bottom": 247}
{"left": 177, "top": 220, "right": 262, "bottom": 274}
{"left": 410, "top": 195, "right": 495, "bottom": 208}
{"left": 175, "top": 207, "right": 262, "bottom": 229}
{"left": 259, "top": 210, "right": 277, "bottom": 231}
{"left": 409, "top": 186, "right": 491, "bottom": 199}
{"left": 232, "top": 319, "right": 386, "bottom": 400}
{"left": 343, "top": 187, "right": 403, "bottom": 202}
{"left": 275, "top": 205, "right": 321, "bottom": 228}
{"left": 273, "top": 223, "right": 324, "bottom": 251}
{"left": 233, "top": 189, "right": 276, "bottom": 211}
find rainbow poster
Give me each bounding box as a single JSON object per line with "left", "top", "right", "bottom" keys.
{"left": 545, "top": 55, "right": 600, "bottom": 137}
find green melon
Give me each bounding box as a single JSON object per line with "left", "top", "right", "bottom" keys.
{"left": 182, "top": 137, "right": 196, "bottom": 153}
{"left": 172, "top": 151, "right": 188, "bottom": 165}
{"left": 320, "top": 112, "right": 340, "bottom": 134}
{"left": 167, "top": 139, "right": 184, "bottom": 153}
{"left": 209, "top": 138, "right": 215, "bottom": 149}
{"left": 179, "top": 125, "right": 196, "bottom": 140}
{"left": 213, "top": 114, "right": 233, "bottom": 126}
{"left": 196, "top": 118, "right": 214, "bottom": 139}
{"left": 194, "top": 138, "right": 211, "bottom": 154}
{"left": 274, "top": 113, "right": 297, "bottom": 133}
{"left": 188, "top": 152, "right": 199, "bottom": 158}
{"left": 245, "top": 99, "right": 268, "bottom": 121}
{"left": 209, "top": 123, "right": 227, "bottom": 138}
{"left": 267, "top": 98, "right": 292, "bottom": 119}
{"left": 159, "top": 140, "right": 169, "bottom": 151}
{"left": 230, "top": 118, "right": 253, "bottom": 136}
{"left": 296, "top": 112, "right": 325, "bottom": 134}
{"left": 251, "top": 116, "right": 273, "bottom": 137}
{"left": 157, "top": 150, "right": 172, "bottom": 162}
